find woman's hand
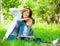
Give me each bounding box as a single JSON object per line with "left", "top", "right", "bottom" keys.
{"left": 26, "top": 36, "right": 35, "bottom": 39}
{"left": 17, "top": 36, "right": 35, "bottom": 39}
{"left": 21, "top": 8, "right": 29, "bottom": 12}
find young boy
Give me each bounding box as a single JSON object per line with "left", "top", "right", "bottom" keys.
{"left": 17, "top": 18, "right": 42, "bottom": 42}
{"left": 17, "top": 18, "right": 35, "bottom": 39}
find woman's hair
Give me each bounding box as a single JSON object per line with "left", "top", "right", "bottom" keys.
{"left": 22, "top": 8, "right": 32, "bottom": 18}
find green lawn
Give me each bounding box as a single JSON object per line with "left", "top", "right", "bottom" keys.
{"left": 0, "top": 23, "right": 60, "bottom": 46}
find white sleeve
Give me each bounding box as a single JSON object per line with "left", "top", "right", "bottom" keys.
{"left": 9, "top": 8, "right": 22, "bottom": 19}
{"left": 3, "top": 18, "right": 17, "bottom": 41}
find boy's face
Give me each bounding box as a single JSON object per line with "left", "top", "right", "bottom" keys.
{"left": 26, "top": 19, "right": 33, "bottom": 27}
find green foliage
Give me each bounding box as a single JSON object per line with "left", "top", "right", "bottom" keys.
{"left": 2, "top": 0, "right": 21, "bottom": 10}
{"left": 0, "top": 0, "right": 60, "bottom": 46}
{"left": 1, "top": 0, "right": 57, "bottom": 23}
{"left": 32, "top": 23, "right": 60, "bottom": 42}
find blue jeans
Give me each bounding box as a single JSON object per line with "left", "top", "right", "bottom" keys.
{"left": 8, "top": 35, "right": 42, "bottom": 43}
{"left": 8, "top": 35, "right": 18, "bottom": 40}
{"left": 20, "top": 37, "right": 42, "bottom": 43}
{"left": 33, "top": 38, "right": 42, "bottom": 43}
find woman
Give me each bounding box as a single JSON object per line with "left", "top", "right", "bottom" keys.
{"left": 3, "top": 8, "right": 32, "bottom": 41}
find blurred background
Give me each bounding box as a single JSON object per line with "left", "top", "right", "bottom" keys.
{"left": 0, "top": 0, "right": 60, "bottom": 24}
{"left": 0, "top": 0, "right": 60, "bottom": 46}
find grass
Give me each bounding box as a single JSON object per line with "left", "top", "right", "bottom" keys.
{"left": 0, "top": 23, "right": 60, "bottom": 46}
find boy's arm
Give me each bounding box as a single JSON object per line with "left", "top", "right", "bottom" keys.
{"left": 26, "top": 28, "right": 34, "bottom": 39}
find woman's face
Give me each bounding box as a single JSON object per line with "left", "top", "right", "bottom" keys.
{"left": 23, "top": 9, "right": 30, "bottom": 18}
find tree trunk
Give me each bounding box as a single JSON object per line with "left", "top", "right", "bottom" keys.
{"left": 52, "top": 0, "right": 60, "bottom": 24}
{"left": 0, "top": 0, "right": 4, "bottom": 24}
{"left": 51, "top": 0, "right": 60, "bottom": 24}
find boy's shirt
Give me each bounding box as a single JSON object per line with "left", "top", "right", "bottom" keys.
{"left": 17, "top": 21, "right": 33, "bottom": 37}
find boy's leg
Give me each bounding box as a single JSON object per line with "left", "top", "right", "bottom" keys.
{"left": 20, "top": 37, "right": 42, "bottom": 43}
{"left": 33, "top": 38, "right": 42, "bottom": 43}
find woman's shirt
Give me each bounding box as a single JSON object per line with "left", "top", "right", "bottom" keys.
{"left": 10, "top": 24, "right": 19, "bottom": 36}
{"left": 3, "top": 8, "right": 22, "bottom": 41}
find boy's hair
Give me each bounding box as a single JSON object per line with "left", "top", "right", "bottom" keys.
{"left": 27, "top": 17, "right": 35, "bottom": 24}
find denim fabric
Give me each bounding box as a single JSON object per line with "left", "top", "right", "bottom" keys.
{"left": 33, "top": 38, "right": 42, "bottom": 43}
{"left": 17, "top": 21, "right": 26, "bottom": 36}
{"left": 10, "top": 20, "right": 26, "bottom": 36}
{"left": 8, "top": 35, "right": 17, "bottom": 40}
{"left": 8, "top": 21, "right": 33, "bottom": 40}
{"left": 17, "top": 21, "right": 33, "bottom": 36}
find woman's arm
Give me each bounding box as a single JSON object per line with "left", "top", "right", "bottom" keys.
{"left": 9, "top": 8, "right": 23, "bottom": 18}
{"left": 20, "top": 18, "right": 30, "bottom": 21}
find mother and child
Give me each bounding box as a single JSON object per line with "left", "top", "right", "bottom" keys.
{"left": 2, "top": 8, "right": 41, "bottom": 42}
{"left": 2, "top": 8, "right": 59, "bottom": 45}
